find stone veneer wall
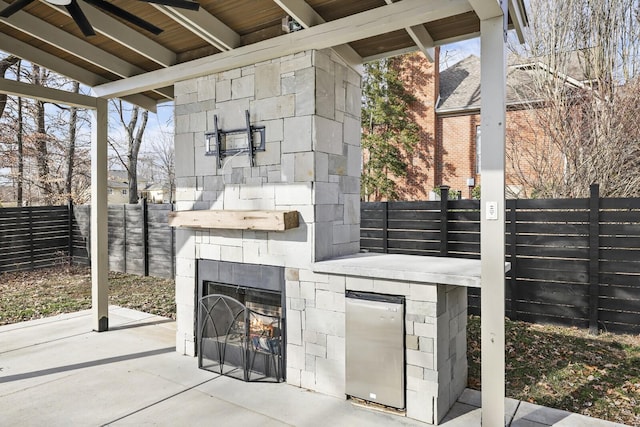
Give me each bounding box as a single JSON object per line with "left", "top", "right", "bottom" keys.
{"left": 172, "top": 49, "right": 362, "bottom": 400}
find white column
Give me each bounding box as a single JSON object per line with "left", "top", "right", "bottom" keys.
{"left": 480, "top": 15, "right": 506, "bottom": 427}
{"left": 91, "top": 98, "right": 109, "bottom": 332}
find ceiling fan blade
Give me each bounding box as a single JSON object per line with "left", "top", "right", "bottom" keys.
{"left": 0, "top": 0, "right": 36, "bottom": 18}
{"left": 140, "top": 0, "right": 199, "bottom": 11}
{"left": 85, "top": 0, "right": 163, "bottom": 35}
{"left": 65, "top": 0, "right": 95, "bottom": 36}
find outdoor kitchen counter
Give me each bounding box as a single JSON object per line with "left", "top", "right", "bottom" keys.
{"left": 313, "top": 253, "right": 510, "bottom": 288}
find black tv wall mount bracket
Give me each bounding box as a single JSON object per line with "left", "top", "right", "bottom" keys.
{"left": 204, "top": 110, "right": 266, "bottom": 168}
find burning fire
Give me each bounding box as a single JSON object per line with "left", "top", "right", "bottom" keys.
{"left": 250, "top": 317, "right": 275, "bottom": 337}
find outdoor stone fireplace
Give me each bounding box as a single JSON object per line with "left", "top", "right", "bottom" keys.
{"left": 173, "top": 48, "right": 361, "bottom": 393}
{"left": 172, "top": 48, "right": 474, "bottom": 424}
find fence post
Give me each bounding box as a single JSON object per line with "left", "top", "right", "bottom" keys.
{"left": 28, "top": 208, "right": 34, "bottom": 269}
{"left": 509, "top": 199, "right": 518, "bottom": 320}
{"left": 169, "top": 203, "right": 176, "bottom": 280}
{"left": 123, "top": 204, "right": 127, "bottom": 274}
{"left": 440, "top": 185, "right": 449, "bottom": 256}
{"left": 142, "top": 198, "right": 149, "bottom": 277}
{"left": 382, "top": 202, "right": 388, "bottom": 253}
{"left": 68, "top": 201, "right": 74, "bottom": 266}
{"left": 170, "top": 203, "right": 175, "bottom": 279}
{"left": 588, "top": 183, "right": 600, "bottom": 334}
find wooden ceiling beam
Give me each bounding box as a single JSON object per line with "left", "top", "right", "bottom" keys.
{"left": 384, "top": 0, "right": 435, "bottom": 62}
{"left": 0, "top": 0, "right": 173, "bottom": 101}
{"left": 273, "top": 0, "right": 363, "bottom": 68}
{"left": 407, "top": 25, "right": 436, "bottom": 62}
{"left": 0, "top": 77, "right": 98, "bottom": 109}
{"left": 0, "top": 33, "right": 159, "bottom": 111}
{"left": 96, "top": 0, "right": 473, "bottom": 98}
{"left": 151, "top": 5, "right": 240, "bottom": 51}
{"left": 41, "top": 0, "right": 176, "bottom": 67}
{"left": 362, "top": 46, "right": 418, "bottom": 63}
{"left": 274, "top": 0, "right": 323, "bottom": 27}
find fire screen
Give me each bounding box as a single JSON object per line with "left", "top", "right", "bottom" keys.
{"left": 198, "top": 288, "right": 284, "bottom": 382}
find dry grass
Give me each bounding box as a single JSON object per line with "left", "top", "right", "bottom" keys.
{"left": 0, "top": 265, "right": 175, "bottom": 326}
{"left": 467, "top": 315, "right": 640, "bottom": 425}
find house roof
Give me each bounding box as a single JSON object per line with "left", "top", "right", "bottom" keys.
{"left": 107, "top": 180, "right": 128, "bottom": 189}
{"left": 0, "top": 0, "right": 528, "bottom": 110}
{"left": 108, "top": 170, "right": 148, "bottom": 185}
{"left": 145, "top": 182, "right": 169, "bottom": 191}
{"left": 437, "top": 54, "right": 544, "bottom": 114}
{"left": 437, "top": 51, "right": 589, "bottom": 115}
{"left": 108, "top": 170, "right": 129, "bottom": 183}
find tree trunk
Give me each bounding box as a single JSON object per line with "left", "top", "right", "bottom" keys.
{"left": 16, "top": 61, "right": 23, "bottom": 207}
{"left": 0, "top": 55, "right": 19, "bottom": 119}
{"left": 32, "top": 64, "right": 53, "bottom": 203}
{"left": 65, "top": 81, "right": 80, "bottom": 202}
{"left": 127, "top": 107, "right": 148, "bottom": 204}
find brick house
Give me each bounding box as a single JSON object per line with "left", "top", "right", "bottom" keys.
{"left": 388, "top": 50, "right": 567, "bottom": 200}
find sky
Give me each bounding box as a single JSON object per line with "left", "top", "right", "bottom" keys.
{"left": 440, "top": 38, "right": 481, "bottom": 69}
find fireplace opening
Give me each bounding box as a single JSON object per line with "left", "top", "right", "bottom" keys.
{"left": 196, "top": 260, "right": 285, "bottom": 383}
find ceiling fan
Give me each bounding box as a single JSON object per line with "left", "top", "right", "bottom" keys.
{"left": 0, "top": 0, "right": 200, "bottom": 37}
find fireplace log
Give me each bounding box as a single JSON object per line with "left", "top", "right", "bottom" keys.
{"left": 168, "top": 209, "right": 299, "bottom": 231}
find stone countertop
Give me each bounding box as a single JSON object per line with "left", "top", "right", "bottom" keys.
{"left": 313, "top": 253, "right": 511, "bottom": 288}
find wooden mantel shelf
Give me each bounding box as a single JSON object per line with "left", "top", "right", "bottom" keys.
{"left": 168, "top": 210, "right": 299, "bottom": 231}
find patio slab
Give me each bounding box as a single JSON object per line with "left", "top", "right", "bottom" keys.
{"left": 0, "top": 307, "right": 630, "bottom": 426}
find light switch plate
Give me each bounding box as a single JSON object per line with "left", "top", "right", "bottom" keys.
{"left": 486, "top": 202, "right": 498, "bottom": 220}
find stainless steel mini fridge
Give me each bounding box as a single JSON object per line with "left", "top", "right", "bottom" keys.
{"left": 345, "top": 291, "right": 405, "bottom": 409}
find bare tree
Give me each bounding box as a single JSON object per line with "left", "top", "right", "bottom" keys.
{"left": 16, "top": 60, "right": 24, "bottom": 206}
{"left": 65, "top": 81, "right": 80, "bottom": 203}
{"left": 507, "top": 0, "right": 640, "bottom": 198}
{"left": 31, "top": 64, "right": 54, "bottom": 203}
{"left": 0, "top": 57, "right": 91, "bottom": 206}
{"left": 110, "top": 100, "right": 149, "bottom": 204}
{"left": 0, "top": 55, "right": 19, "bottom": 119}
{"left": 149, "top": 131, "right": 175, "bottom": 203}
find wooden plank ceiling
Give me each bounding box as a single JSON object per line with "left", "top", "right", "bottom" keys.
{"left": 0, "top": 0, "right": 527, "bottom": 109}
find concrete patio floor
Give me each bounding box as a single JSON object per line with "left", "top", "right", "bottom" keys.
{"left": 0, "top": 307, "right": 629, "bottom": 427}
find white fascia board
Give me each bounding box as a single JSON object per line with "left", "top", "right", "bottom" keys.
{"left": 0, "top": 33, "right": 158, "bottom": 111}
{"left": 152, "top": 5, "right": 240, "bottom": 51}
{"left": 42, "top": 0, "right": 176, "bottom": 67}
{"left": 95, "top": 0, "right": 472, "bottom": 98}
{"left": 0, "top": 0, "right": 172, "bottom": 100}
{"left": 0, "top": 77, "right": 98, "bottom": 109}
{"left": 274, "top": 0, "right": 362, "bottom": 68}
{"left": 468, "top": 0, "right": 504, "bottom": 20}
{"left": 508, "top": 0, "right": 527, "bottom": 43}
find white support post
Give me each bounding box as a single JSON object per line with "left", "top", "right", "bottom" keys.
{"left": 480, "top": 15, "right": 506, "bottom": 427}
{"left": 91, "top": 98, "right": 109, "bottom": 332}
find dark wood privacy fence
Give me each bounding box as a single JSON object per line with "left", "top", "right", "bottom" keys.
{"left": 1, "top": 202, "right": 174, "bottom": 279}
{"left": 4, "top": 186, "right": 640, "bottom": 333}
{"left": 361, "top": 185, "right": 640, "bottom": 334}
{"left": 72, "top": 202, "right": 175, "bottom": 279}
{"left": 0, "top": 205, "right": 71, "bottom": 272}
